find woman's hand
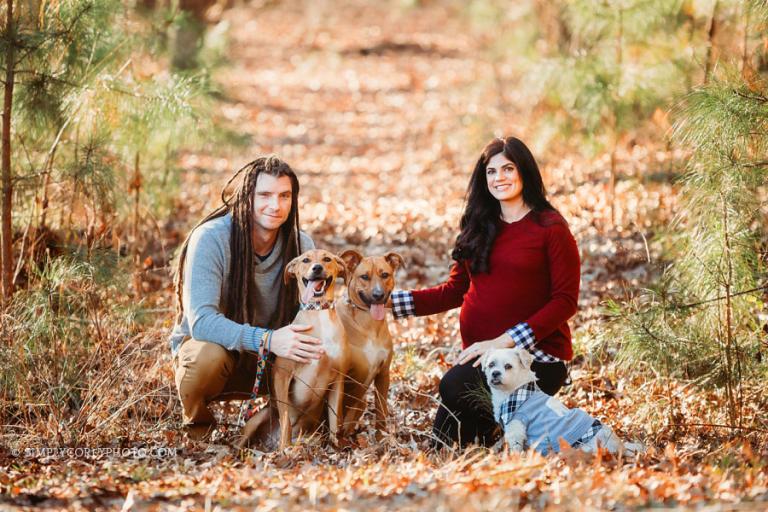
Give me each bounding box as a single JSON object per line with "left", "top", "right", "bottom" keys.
{"left": 269, "top": 324, "right": 324, "bottom": 364}
{"left": 456, "top": 332, "right": 515, "bottom": 367}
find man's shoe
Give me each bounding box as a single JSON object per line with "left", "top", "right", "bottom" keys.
{"left": 184, "top": 423, "right": 215, "bottom": 442}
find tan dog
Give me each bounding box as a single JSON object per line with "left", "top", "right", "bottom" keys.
{"left": 240, "top": 249, "right": 350, "bottom": 449}
{"left": 337, "top": 250, "right": 404, "bottom": 437}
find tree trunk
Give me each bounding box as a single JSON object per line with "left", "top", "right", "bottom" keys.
{"left": 609, "top": 7, "right": 624, "bottom": 230}
{"left": 131, "top": 152, "right": 142, "bottom": 295}
{"left": 720, "top": 194, "right": 744, "bottom": 428}
{"left": 1, "top": 0, "right": 16, "bottom": 302}
{"left": 704, "top": 0, "right": 719, "bottom": 83}
{"left": 742, "top": 2, "right": 751, "bottom": 75}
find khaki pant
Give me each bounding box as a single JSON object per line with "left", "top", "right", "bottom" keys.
{"left": 173, "top": 337, "right": 270, "bottom": 440}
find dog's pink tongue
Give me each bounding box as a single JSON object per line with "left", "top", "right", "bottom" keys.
{"left": 302, "top": 281, "right": 318, "bottom": 303}
{"left": 370, "top": 304, "right": 385, "bottom": 321}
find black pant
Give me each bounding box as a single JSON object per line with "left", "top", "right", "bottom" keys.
{"left": 432, "top": 360, "right": 568, "bottom": 448}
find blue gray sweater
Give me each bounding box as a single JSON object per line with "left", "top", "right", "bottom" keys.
{"left": 496, "top": 382, "right": 599, "bottom": 455}
{"left": 168, "top": 213, "right": 313, "bottom": 356}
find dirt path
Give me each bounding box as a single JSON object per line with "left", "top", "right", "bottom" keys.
{"left": 207, "top": 1, "right": 495, "bottom": 279}
{"left": 180, "top": 0, "right": 676, "bottom": 339}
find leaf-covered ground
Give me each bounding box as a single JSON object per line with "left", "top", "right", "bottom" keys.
{"left": 3, "top": 1, "right": 767, "bottom": 510}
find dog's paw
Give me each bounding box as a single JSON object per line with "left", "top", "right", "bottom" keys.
{"left": 623, "top": 441, "right": 645, "bottom": 456}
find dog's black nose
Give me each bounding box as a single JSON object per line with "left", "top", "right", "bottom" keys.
{"left": 311, "top": 264, "right": 323, "bottom": 274}
{"left": 491, "top": 370, "right": 501, "bottom": 379}
{"left": 371, "top": 287, "right": 385, "bottom": 301}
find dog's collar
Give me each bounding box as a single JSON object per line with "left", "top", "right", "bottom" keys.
{"left": 343, "top": 295, "right": 369, "bottom": 312}
{"left": 497, "top": 381, "right": 539, "bottom": 425}
{"left": 299, "top": 300, "right": 335, "bottom": 311}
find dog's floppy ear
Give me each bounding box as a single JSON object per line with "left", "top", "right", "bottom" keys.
{"left": 283, "top": 254, "right": 303, "bottom": 285}
{"left": 333, "top": 254, "right": 348, "bottom": 283}
{"left": 340, "top": 249, "right": 363, "bottom": 273}
{"left": 516, "top": 348, "right": 535, "bottom": 370}
{"left": 384, "top": 252, "right": 405, "bottom": 272}
{"left": 479, "top": 349, "right": 493, "bottom": 370}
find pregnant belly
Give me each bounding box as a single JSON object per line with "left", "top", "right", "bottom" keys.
{"left": 459, "top": 294, "right": 530, "bottom": 347}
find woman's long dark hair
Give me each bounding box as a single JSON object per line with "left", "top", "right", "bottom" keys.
{"left": 174, "top": 155, "right": 302, "bottom": 329}
{"left": 451, "top": 136, "right": 560, "bottom": 274}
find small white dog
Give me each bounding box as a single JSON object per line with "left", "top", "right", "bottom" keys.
{"left": 481, "top": 347, "right": 641, "bottom": 456}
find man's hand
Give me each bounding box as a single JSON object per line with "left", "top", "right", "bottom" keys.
{"left": 269, "top": 324, "right": 324, "bottom": 363}
{"left": 455, "top": 332, "right": 515, "bottom": 367}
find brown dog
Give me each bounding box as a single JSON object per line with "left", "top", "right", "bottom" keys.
{"left": 240, "top": 249, "right": 350, "bottom": 450}
{"left": 337, "top": 250, "right": 404, "bottom": 437}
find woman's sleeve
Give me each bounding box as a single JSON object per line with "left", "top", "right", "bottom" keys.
{"left": 391, "top": 261, "right": 471, "bottom": 318}
{"left": 507, "top": 223, "right": 580, "bottom": 346}
{"left": 185, "top": 227, "right": 267, "bottom": 353}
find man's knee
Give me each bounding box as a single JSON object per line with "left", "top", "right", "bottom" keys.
{"left": 175, "top": 339, "right": 236, "bottom": 406}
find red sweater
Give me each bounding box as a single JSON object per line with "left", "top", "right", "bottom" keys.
{"left": 411, "top": 210, "right": 580, "bottom": 360}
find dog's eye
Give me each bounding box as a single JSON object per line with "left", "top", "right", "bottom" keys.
{"left": 487, "top": 361, "right": 495, "bottom": 368}
{"left": 302, "top": 257, "right": 310, "bottom": 263}
{"left": 322, "top": 257, "right": 332, "bottom": 262}
{"left": 504, "top": 363, "right": 512, "bottom": 370}
{"left": 380, "top": 272, "right": 390, "bottom": 278}
{"left": 361, "top": 274, "right": 370, "bottom": 281}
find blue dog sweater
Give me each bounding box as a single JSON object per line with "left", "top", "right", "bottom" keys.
{"left": 496, "top": 382, "right": 602, "bottom": 455}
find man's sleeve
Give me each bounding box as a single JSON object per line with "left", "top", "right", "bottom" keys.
{"left": 184, "top": 226, "right": 266, "bottom": 353}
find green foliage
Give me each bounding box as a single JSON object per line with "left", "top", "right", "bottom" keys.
{"left": 0, "top": 251, "right": 175, "bottom": 445}
{"left": 528, "top": 0, "right": 690, "bottom": 151}
{"left": 611, "top": 67, "right": 767, "bottom": 425}
{"left": 673, "top": 75, "right": 768, "bottom": 159}
{"left": 0, "top": 0, "right": 214, "bottom": 442}
{"left": 4, "top": 0, "right": 212, "bottom": 237}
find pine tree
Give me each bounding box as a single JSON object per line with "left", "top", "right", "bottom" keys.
{"left": 0, "top": 1, "right": 208, "bottom": 301}
{"left": 529, "top": 0, "right": 691, "bottom": 228}
{"left": 612, "top": 1, "right": 768, "bottom": 427}
{"left": 0, "top": 0, "right": 212, "bottom": 443}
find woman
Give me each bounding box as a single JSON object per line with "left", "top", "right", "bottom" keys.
{"left": 391, "top": 136, "right": 580, "bottom": 447}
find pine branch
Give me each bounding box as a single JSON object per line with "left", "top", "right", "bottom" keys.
{"left": 10, "top": 2, "right": 96, "bottom": 68}
{"left": 734, "top": 89, "right": 768, "bottom": 103}
{"left": 740, "top": 160, "right": 768, "bottom": 168}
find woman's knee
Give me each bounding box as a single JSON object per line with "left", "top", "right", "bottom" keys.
{"left": 438, "top": 362, "right": 484, "bottom": 408}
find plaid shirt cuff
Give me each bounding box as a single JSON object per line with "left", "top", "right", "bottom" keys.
{"left": 391, "top": 289, "right": 415, "bottom": 318}
{"left": 506, "top": 322, "right": 561, "bottom": 363}
{"left": 506, "top": 322, "right": 536, "bottom": 350}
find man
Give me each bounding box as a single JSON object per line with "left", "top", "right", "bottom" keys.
{"left": 170, "top": 156, "right": 324, "bottom": 441}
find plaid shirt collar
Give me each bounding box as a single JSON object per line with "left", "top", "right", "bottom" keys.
{"left": 497, "top": 381, "right": 538, "bottom": 425}
{"left": 299, "top": 300, "right": 335, "bottom": 311}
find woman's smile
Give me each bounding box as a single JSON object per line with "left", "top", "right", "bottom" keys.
{"left": 486, "top": 152, "right": 522, "bottom": 203}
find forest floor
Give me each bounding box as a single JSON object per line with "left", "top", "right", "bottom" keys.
{"left": 2, "top": 1, "right": 767, "bottom": 510}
